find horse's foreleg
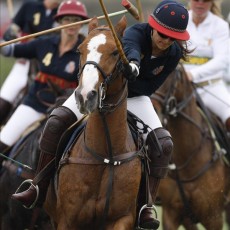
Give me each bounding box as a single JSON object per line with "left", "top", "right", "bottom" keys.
{"left": 183, "top": 219, "right": 199, "bottom": 230}
{"left": 107, "top": 214, "right": 134, "bottom": 230}
{"left": 161, "top": 208, "right": 181, "bottom": 230}
{"left": 200, "top": 213, "right": 223, "bottom": 230}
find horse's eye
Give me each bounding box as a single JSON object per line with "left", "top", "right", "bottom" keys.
{"left": 76, "top": 49, "right": 81, "bottom": 55}
{"left": 112, "top": 50, "right": 119, "bottom": 56}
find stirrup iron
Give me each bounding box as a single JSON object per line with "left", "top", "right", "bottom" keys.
{"left": 137, "top": 204, "right": 159, "bottom": 229}
{"left": 14, "top": 179, "right": 39, "bottom": 209}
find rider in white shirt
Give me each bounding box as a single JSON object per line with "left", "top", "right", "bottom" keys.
{"left": 183, "top": 0, "right": 230, "bottom": 133}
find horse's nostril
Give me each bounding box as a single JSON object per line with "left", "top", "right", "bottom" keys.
{"left": 87, "top": 91, "right": 97, "bottom": 100}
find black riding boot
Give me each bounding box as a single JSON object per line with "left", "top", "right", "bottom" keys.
{"left": 138, "top": 176, "right": 161, "bottom": 229}
{"left": 0, "top": 141, "right": 10, "bottom": 171}
{"left": 139, "top": 128, "right": 173, "bottom": 230}
{"left": 11, "top": 106, "right": 77, "bottom": 208}
{"left": 0, "top": 98, "right": 12, "bottom": 126}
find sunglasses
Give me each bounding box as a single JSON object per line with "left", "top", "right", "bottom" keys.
{"left": 61, "top": 16, "right": 82, "bottom": 23}
{"left": 157, "top": 31, "right": 176, "bottom": 41}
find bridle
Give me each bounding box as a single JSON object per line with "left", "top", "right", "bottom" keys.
{"left": 152, "top": 65, "right": 212, "bottom": 170}
{"left": 77, "top": 28, "right": 127, "bottom": 114}
{"left": 152, "top": 65, "right": 201, "bottom": 130}
{"left": 152, "top": 65, "right": 222, "bottom": 182}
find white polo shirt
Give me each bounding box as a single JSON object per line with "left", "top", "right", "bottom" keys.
{"left": 183, "top": 11, "right": 230, "bottom": 83}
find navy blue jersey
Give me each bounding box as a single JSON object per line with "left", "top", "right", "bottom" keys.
{"left": 13, "top": 34, "right": 84, "bottom": 113}
{"left": 122, "top": 23, "right": 182, "bottom": 97}
{"left": 13, "top": 1, "right": 57, "bottom": 34}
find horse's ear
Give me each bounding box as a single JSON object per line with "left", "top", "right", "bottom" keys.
{"left": 115, "top": 16, "right": 127, "bottom": 37}
{"left": 88, "top": 17, "right": 98, "bottom": 33}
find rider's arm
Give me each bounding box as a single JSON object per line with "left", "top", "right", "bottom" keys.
{"left": 0, "top": 38, "right": 40, "bottom": 59}
{"left": 189, "top": 18, "right": 229, "bottom": 82}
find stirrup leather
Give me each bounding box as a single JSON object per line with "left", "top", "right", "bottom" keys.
{"left": 14, "top": 179, "right": 39, "bottom": 209}
{"left": 137, "top": 204, "right": 159, "bottom": 228}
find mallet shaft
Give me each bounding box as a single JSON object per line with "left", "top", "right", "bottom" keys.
{"left": 0, "top": 10, "right": 128, "bottom": 47}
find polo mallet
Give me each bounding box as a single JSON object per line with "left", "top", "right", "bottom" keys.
{"left": 0, "top": 153, "right": 32, "bottom": 170}
{"left": 121, "top": 0, "right": 140, "bottom": 21}
{"left": 99, "top": 0, "right": 130, "bottom": 65}
{"left": 136, "top": 0, "right": 145, "bottom": 22}
{"left": 99, "top": 0, "right": 140, "bottom": 65}
{"left": 0, "top": 10, "right": 129, "bottom": 47}
{"left": 7, "top": 0, "right": 14, "bottom": 19}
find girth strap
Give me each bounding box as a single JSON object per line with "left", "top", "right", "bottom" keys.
{"left": 59, "top": 148, "right": 143, "bottom": 166}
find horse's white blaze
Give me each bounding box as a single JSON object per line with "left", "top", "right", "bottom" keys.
{"left": 81, "top": 34, "right": 106, "bottom": 100}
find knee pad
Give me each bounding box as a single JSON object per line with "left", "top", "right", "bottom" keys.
{"left": 39, "top": 106, "right": 77, "bottom": 154}
{"left": 146, "top": 127, "right": 173, "bottom": 178}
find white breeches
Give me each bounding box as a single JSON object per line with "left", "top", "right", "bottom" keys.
{"left": 127, "top": 96, "right": 162, "bottom": 140}
{"left": 197, "top": 80, "right": 230, "bottom": 123}
{"left": 0, "top": 104, "right": 44, "bottom": 146}
{"left": 63, "top": 92, "right": 84, "bottom": 119}
{"left": 64, "top": 92, "right": 162, "bottom": 141}
{"left": 0, "top": 59, "right": 30, "bottom": 103}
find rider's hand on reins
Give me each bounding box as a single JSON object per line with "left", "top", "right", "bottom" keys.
{"left": 122, "top": 61, "right": 139, "bottom": 82}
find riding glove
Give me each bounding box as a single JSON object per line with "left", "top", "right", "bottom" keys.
{"left": 3, "top": 24, "right": 20, "bottom": 41}
{"left": 122, "top": 61, "right": 139, "bottom": 82}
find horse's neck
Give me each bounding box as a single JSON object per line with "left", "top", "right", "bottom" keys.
{"left": 170, "top": 95, "right": 202, "bottom": 129}
{"left": 84, "top": 103, "right": 130, "bottom": 155}
{"left": 168, "top": 95, "right": 211, "bottom": 164}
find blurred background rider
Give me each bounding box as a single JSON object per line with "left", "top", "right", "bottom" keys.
{"left": 184, "top": 0, "right": 230, "bottom": 133}
{"left": 0, "top": 0, "right": 88, "bottom": 170}
{"left": 0, "top": 0, "right": 62, "bottom": 126}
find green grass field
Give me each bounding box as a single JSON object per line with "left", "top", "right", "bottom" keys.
{"left": 0, "top": 56, "right": 15, "bottom": 86}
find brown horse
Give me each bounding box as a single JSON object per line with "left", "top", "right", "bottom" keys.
{"left": 44, "top": 16, "right": 143, "bottom": 230}
{"left": 151, "top": 64, "right": 230, "bottom": 230}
